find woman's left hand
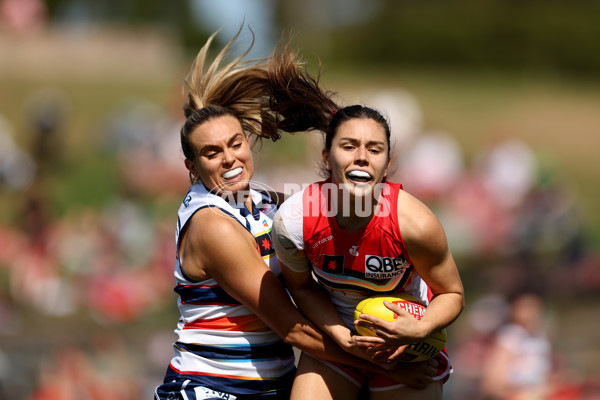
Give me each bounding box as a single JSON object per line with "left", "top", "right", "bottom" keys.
{"left": 354, "top": 300, "right": 426, "bottom": 349}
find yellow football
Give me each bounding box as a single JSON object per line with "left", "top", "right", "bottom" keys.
{"left": 354, "top": 293, "right": 447, "bottom": 362}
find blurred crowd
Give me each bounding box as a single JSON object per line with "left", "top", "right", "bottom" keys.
{"left": 449, "top": 292, "right": 600, "bottom": 400}
{"left": 392, "top": 113, "right": 596, "bottom": 298}
{"left": 1, "top": 83, "right": 599, "bottom": 399}
{"left": 0, "top": 91, "right": 183, "bottom": 398}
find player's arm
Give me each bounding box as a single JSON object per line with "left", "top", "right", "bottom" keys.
{"left": 181, "top": 209, "right": 372, "bottom": 367}
{"left": 281, "top": 259, "right": 370, "bottom": 356}
{"left": 269, "top": 213, "right": 368, "bottom": 359}
{"left": 355, "top": 191, "right": 464, "bottom": 348}
{"left": 402, "top": 190, "right": 465, "bottom": 336}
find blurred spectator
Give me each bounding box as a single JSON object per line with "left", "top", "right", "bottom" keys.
{"left": 479, "top": 291, "right": 555, "bottom": 400}
{"left": 366, "top": 88, "right": 423, "bottom": 156}
{"left": 21, "top": 187, "right": 51, "bottom": 254}
{"left": 26, "top": 338, "right": 143, "bottom": 400}
{"left": 0, "top": 0, "right": 46, "bottom": 36}
{"left": 449, "top": 294, "right": 510, "bottom": 400}
{"left": 27, "top": 344, "right": 100, "bottom": 400}
{"left": 474, "top": 138, "right": 538, "bottom": 211}
{"left": 439, "top": 171, "right": 512, "bottom": 257}
{"left": 104, "top": 99, "right": 187, "bottom": 197}
{"left": 513, "top": 166, "right": 584, "bottom": 270}
{"left": 397, "top": 130, "right": 464, "bottom": 203}
{"left": 24, "top": 88, "right": 70, "bottom": 166}
{"left": 0, "top": 115, "right": 36, "bottom": 191}
{"left": 0, "top": 349, "right": 8, "bottom": 398}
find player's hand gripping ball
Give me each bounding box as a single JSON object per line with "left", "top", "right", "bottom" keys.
{"left": 354, "top": 293, "right": 447, "bottom": 362}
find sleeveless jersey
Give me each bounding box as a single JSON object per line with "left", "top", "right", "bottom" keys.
{"left": 278, "top": 181, "right": 429, "bottom": 330}
{"left": 165, "top": 183, "right": 295, "bottom": 396}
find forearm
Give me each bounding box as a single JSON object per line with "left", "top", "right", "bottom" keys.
{"left": 420, "top": 292, "right": 464, "bottom": 337}
{"left": 286, "top": 319, "right": 378, "bottom": 370}
{"left": 289, "top": 283, "right": 354, "bottom": 348}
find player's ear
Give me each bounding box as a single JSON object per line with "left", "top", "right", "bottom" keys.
{"left": 322, "top": 149, "right": 330, "bottom": 171}
{"left": 185, "top": 159, "right": 199, "bottom": 183}
{"left": 383, "top": 158, "right": 391, "bottom": 178}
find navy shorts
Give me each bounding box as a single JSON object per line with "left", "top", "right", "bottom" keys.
{"left": 154, "top": 378, "right": 292, "bottom": 400}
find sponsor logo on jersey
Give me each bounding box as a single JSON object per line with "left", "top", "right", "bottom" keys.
{"left": 364, "top": 255, "right": 408, "bottom": 279}
{"left": 311, "top": 234, "right": 333, "bottom": 249}
{"left": 322, "top": 255, "right": 345, "bottom": 274}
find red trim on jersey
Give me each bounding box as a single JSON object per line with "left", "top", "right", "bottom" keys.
{"left": 184, "top": 314, "right": 270, "bottom": 332}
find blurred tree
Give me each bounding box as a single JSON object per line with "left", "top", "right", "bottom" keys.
{"left": 43, "top": 0, "right": 210, "bottom": 56}
{"left": 39, "top": 0, "right": 600, "bottom": 76}
{"left": 274, "top": 0, "right": 600, "bottom": 77}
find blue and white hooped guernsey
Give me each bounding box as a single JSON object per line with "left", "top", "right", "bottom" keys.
{"left": 164, "top": 183, "right": 295, "bottom": 396}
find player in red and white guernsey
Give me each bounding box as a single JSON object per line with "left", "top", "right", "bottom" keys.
{"left": 269, "top": 47, "right": 465, "bottom": 399}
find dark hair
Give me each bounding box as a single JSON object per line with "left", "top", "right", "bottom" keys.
{"left": 326, "top": 105, "right": 391, "bottom": 156}
{"left": 267, "top": 43, "right": 391, "bottom": 158}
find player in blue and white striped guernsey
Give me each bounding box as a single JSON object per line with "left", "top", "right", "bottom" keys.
{"left": 161, "top": 182, "right": 295, "bottom": 397}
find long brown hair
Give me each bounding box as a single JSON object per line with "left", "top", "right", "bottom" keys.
{"left": 267, "top": 42, "right": 391, "bottom": 157}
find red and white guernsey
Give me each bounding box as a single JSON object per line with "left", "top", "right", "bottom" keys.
{"left": 275, "top": 181, "right": 429, "bottom": 331}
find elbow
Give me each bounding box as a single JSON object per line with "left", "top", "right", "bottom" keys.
{"left": 459, "top": 290, "right": 466, "bottom": 310}
{"left": 461, "top": 293, "right": 466, "bottom": 309}
{"left": 456, "top": 291, "right": 466, "bottom": 320}
{"left": 280, "top": 324, "right": 311, "bottom": 349}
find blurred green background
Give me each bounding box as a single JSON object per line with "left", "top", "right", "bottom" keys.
{"left": 1, "top": 0, "right": 599, "bottom": 399}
